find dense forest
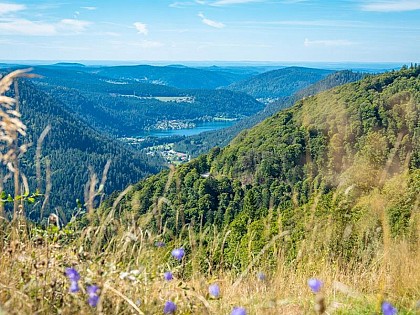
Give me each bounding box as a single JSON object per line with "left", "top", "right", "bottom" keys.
{"left": 104, "top": 66, "right": 420, "bottom": 270}
{"left": 7, "top": 79, "right": 163, "bottom": 220}
{"left": 174, "top": 70, "right": 366, "bottom": 156}
{"left": 226, "top": 66, "right": 332, "bottom": 99}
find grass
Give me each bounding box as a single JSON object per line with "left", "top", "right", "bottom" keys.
{"left": 0, "top": 70, "right": 419, "bottom": 314}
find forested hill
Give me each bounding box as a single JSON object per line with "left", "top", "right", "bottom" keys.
{"left": 90, "top": 64, "right": 248, "bottom": 89}
{"left": 15, "top": 79, "right": 162, "bottom": 220}
{"left": 174, "top": 70, "right": 366, "bottom": 156}
{"left": 225, "top": 66, "right": 333, "bottom": 99}
{"left": 31, "top": 66, "right": 264, "bottom": 137}
{"left": 107, "top": 66, "right": 420, "bottom": 269}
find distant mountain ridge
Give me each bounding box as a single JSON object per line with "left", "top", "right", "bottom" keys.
{"left": 225, "top": 66, "right": 333, "bottom": 99}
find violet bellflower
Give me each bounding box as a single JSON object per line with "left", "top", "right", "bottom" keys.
{"left": 164, "top": 301, "right": 177, "bottom": 314}
{"left": 171, "top": 248, "right": 185, "bottom": 261}
{"left": 164, "top": 271, "right": 173, "bottom": 281}
{"left": 87, "top": 285, "right": 100, "bottom": 307}
{"left": 231, "top": 307, "right": 247, "bottom": 315}
{"left": 208, "top": 283, "right": 220, "bottom": 298}
{"left": 381, "top": 301, "right": 397, "bottom": 315}
{"left": 308, "top": 278, "right": 323, "bottom": 293}
{"left": 65, "top": 268, "right": 80, "bottom": 293}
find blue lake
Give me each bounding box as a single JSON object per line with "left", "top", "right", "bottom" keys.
{"left": 140, "top": 120, "right": 236, "bottom": 138}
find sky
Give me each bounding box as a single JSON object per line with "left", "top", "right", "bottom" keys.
{"left": 0, "top": 0, "right": 419, "bottom": 63}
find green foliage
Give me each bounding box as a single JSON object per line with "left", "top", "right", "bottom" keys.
{"left": 107, "top": 66, "right": 420, "bottom": 271}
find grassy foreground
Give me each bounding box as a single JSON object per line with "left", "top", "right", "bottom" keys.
{"left": 0, "top": 213, "right": 419, "bottom": 314}
{"left": 0, "top": 70, "right": 419, "bottom": 314}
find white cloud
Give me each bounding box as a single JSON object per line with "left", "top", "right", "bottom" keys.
{"left": 198, "top": 12, "right": 225, "bottom": 28}
{"left": 59, "top": 19, "right": 91, "bottom": 32}
{"left": 81, "top": 6, "right": 97, "bottom": 10}
{"left": 304, "top": 38, "right": 356, "bottom": 47}
{"left": 134, "top": 22, "right": 148, "bottom": 35}
{"left": 0, "top": 18, "right": 92, "bottom": 36}
{"left": 0, "top": 18, "right": 56, "bottom": 35}
{"left": 210, "top": 0, "right": 263, "bottom": 6}
{"left": 0, "top": 3, "right": 26, "bottom": 15}
{"left": 361, "top": 1, "right": 420, "bottom": 12}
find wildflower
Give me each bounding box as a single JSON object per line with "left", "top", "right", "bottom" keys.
{"left": 381, "top": 301, "right": 397, "bottom": 315}
{"left": 65, "top": 268, "right": 80, "bottom": 282}
{"left": 69, "top": 280, "right": 80, "bottom": 293}
{"left": 155, "top": 241, "right": 165, "bottom": 247}
{"left": 120, "top": 271, "right": 130, "bottom": 280}
{"left": 308, "top": 278, "right": 322, "bottom": 293}
{"left": 257, "top": 272, "right": 266, "bottom": 281}
{"left": 87, "top": 285, "right": 100, "bottom": 307}
{"left": 171, "top": 248, "right": 185, "bottom": 261}
{"left": 209, "top": 283, "right": 220, "bottom": 298}
{"left": 231, "top": 307, "right": 247, "bottom": 315}
{"left": 164, "top": 301, "right": 177, "bottom": 314}
{"left": 65, "top": 268, "right": 80, "bottom": 293}
{"left": 164, "top": 271, "right": 173, "bottom": 281}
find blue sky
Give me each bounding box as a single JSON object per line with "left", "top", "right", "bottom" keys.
{"left": 0, "top": 0, "right": 419, "bottom": 62}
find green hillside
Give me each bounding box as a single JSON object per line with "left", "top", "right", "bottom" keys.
{"left": 107, "top": 66, "right": 420, "bottom": 270}
{"left": 226, "top": 66, "right": 332, "bottom": 99}
{"left": 174, "top": 70, "right": 366, "bottom": 157}
{"left": 15, "top": 79, "right": 162, "bottom": 219}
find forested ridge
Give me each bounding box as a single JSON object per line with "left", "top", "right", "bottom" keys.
{"left": 13, "top": 79, "right": 163, "bottom": 219}
{"left": 105, "top": 66, "right": 420, "bottom": 270}
{"left": 226, "top": 66, "right": 333, "bottom": 99}
{"left": 174, "top": 70, "right": 366, "bottom": 156}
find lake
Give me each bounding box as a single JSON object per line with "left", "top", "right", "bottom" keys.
{"left": 139, "top": 120, "right": 236, "bottom": 138}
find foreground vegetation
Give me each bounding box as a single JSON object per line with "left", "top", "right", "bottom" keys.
{"left": 0, "top": 67, "right": 419, "bottom": 314}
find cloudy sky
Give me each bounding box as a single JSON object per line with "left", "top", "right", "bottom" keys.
{"left": 0, "top": 0, "right": 419, "bottom": 62}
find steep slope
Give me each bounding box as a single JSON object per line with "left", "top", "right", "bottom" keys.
{"left": 226, "top": 66, "right": 332, "bottom": 100}
{"left": 16, "top": 79, "right": 162, "bottom": 219}
{"left": 108, "top": 66, "right": 420, "bottom": 269}
{"left": 174, "top": 70, "right": 366, "bottom": 156}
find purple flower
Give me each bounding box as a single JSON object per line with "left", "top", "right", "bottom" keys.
{"left": 69, "top": 281, "right": 80, "bottom": 293}
{"left": 171, "top": 248, "right": 185, "bottom": 261}
{"left": 308, "top": 278, "right": 322, "bottom": 293}
{"left": 88, "top": 295, "right": 99, "bottom": 307}
{"left": 381, "top": 301, "right": 397, "bottom": 315}
{"left": 164, "top": 301, "right": 177, "bottom": 314}
{"left": 257, "top": 272, "right": 266, "bottom": 281}
{"left": 231, "top": 307, "right": 247, "bottom": 315}
{"left": 155, "top": 241, "right": 165, "bottom": 247}
{"left": 87, "top": 285, "right": 99, "bottom": 295}
{"left": 65, "top": 268, "right": 80, "bottom": 282}
{"left": 87, "top": 285, "right": 100, "bottom": 307}
{"left": 164, "top": 271, "right": 173, "bottom": 281}
{"left": 208, "top": 283, "right": 220, "bottom": 298}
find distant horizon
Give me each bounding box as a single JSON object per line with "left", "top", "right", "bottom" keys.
{"left": 0, "top": 59, "right": 413, "bottom": 70}
{"left": 0, "top": 1, "right": 418, "bottom": 62}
